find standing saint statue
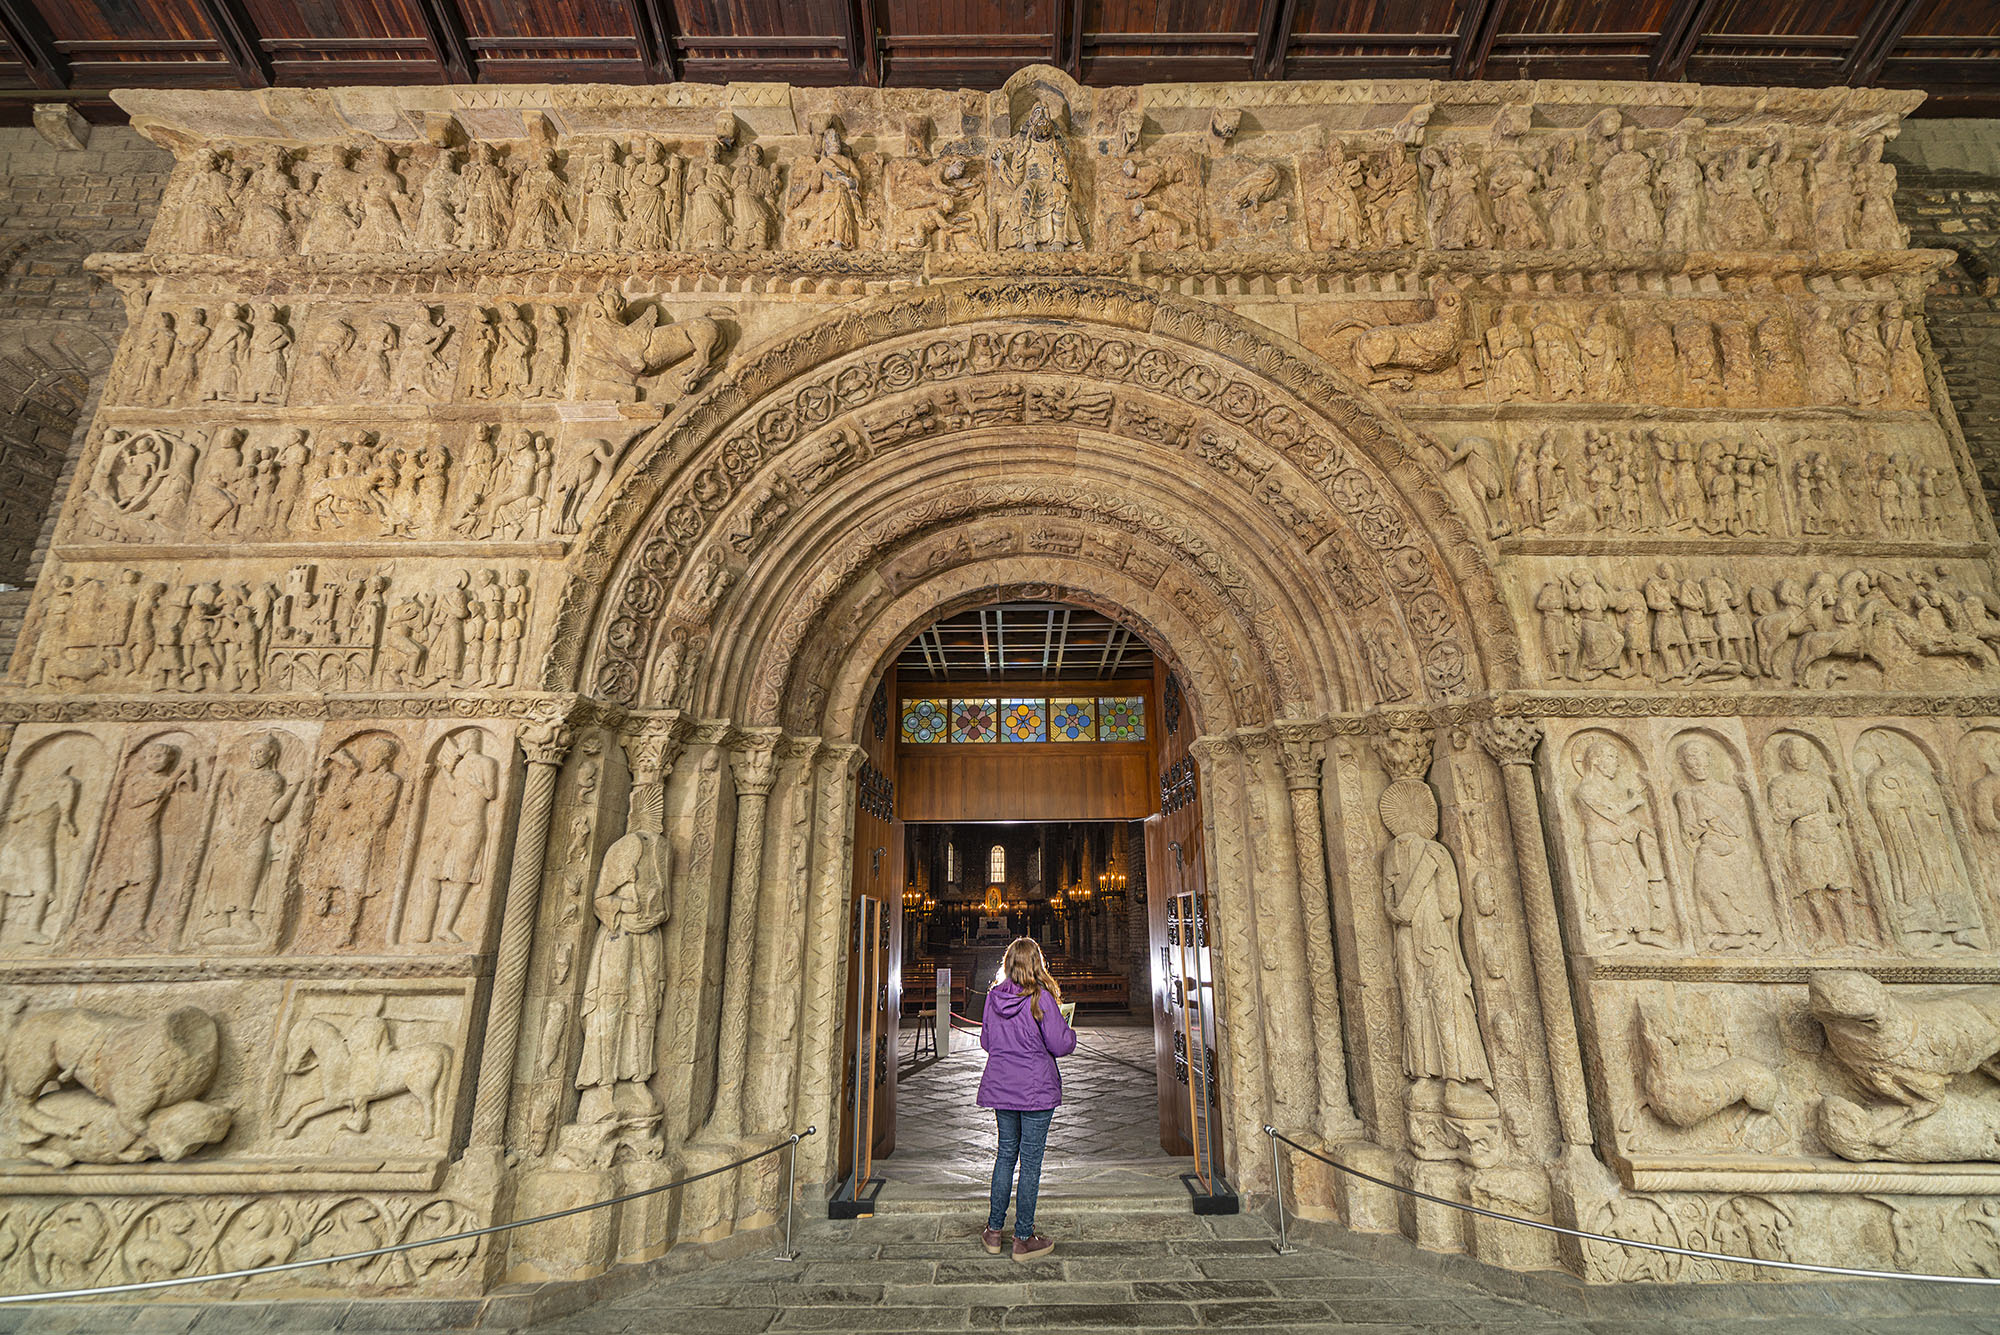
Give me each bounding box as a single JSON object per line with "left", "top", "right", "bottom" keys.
{"left": 993, "top": 101, "right": 1082, "bottom": 251}
{"left": 1379, "top": 776, "right": 1499, "bottom": 1167}
{"left": 575, "top": 779, "right": 672, "bottom": 1134}
{"left": 193, "top": 735, "right": 299, "bottom": 945}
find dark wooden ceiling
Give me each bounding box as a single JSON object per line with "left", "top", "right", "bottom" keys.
{"left": 1, "top": 0, "right": 1995, "bottom": 122}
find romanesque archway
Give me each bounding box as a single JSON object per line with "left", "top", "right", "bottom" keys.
{"left": 565, "top": 277, "right": 1525, "bottom": 1199}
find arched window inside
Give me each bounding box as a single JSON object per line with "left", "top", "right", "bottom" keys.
{"left": 947, "top": 843, "right": 959, "bottom": 884}
{"left": 989, "top": 844, "right": 1006, "bottom": 883}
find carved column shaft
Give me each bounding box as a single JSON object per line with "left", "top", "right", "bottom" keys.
{"left": 746, "top": 738, "right": 823, "bottom": 1134}
{"left": 1278, "top": 729, "right": 1364, "bottom": 1138}
{"left": 470, "top": 717, "right": 573, "bottom": 1150}
{"left": 793, "top": 743, "right": 862, "bottom": 1184}
{"left": 1479, "top": 719, "right": 1594, "bottom": 1151}
{"left": 705, "top": 730, "right": 780, "bottom": 1140}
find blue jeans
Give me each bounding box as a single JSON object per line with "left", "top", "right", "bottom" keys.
{"left": 987, "top": 1108, "right": 1054, "bottom": 1239}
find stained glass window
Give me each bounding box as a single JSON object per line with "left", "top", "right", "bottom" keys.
{"left": 1049, "top": 698, "right": 1096, "bottom": 741}
{"left": 1099, "top": 696, "right": 1146, "bottom": 741}
{"left": 1001, "top": 698, "right": 1047, "bottom": 742}
{"left": 900, "top": 698, "right": 947, "bottom": 744}
{"left": 950, "top": 698, "right": 999, "bottom": 743}
{"left": 989, "top": 845, "right": 1005, "bottom": 882}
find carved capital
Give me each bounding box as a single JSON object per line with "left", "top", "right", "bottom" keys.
{"left": 518, "top": 720, "right": 575, "bottom": 768}
{"left": 1187, "top": 734, "right": 1239, "bottom": 775}
{"left": 1477, "top": 717, "right": 1545, "bottom": 768}
{"left": 1273, "top": 725, "right": 1324, "bottom": 791}
{"left": 1373, "top": 726, "right": 1433, "bottom": 782}
{"left": 622, "top": 714, "right": 691, "bottom": 786}
{"left": 730, "top": 728, "right": 783, "bottom": 797}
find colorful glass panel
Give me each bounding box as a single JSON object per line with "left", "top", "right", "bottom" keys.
{"left": 1098, "top": 696, "right": 1146, "bottom": 741}
{"left": 950, "top": 698, "right": 999, "bottom": 743}
{"left": 1049, "top": 698, "right": 1096, "bottom": 741}
{"left": 900, "top": 698, "right": 947, "bottom": 744}
{"left": 1001, "top": 698, "right": 1047, "bottom": 742}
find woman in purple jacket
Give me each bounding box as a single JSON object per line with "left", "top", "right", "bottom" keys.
{"left": 977, "top": 937, "right": 1077, "bottom": 1262}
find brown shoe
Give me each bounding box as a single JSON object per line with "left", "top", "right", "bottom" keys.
{"left": 981, "top": 1227, "right": 1007, "bottom": 1255}
{"left": 1011, "top": 1234, "right": 1056, "bottom": 1264}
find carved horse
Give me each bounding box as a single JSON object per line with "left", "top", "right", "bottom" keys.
{"left": 276, "top": 1015, "right": 449, "bottom": 1141}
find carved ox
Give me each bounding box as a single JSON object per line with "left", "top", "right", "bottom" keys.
{"left": 3, "top": 1006, "right": 221, "bottom": 1138}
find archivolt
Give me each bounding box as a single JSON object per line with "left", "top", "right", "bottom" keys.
{"left": 555, "top": 278, "right": 1521, "bottom": 722}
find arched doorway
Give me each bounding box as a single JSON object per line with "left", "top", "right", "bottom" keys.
{"left": 832, "top": 599, "right": 1228, "bottom": 1213}
{"left": 564, "top": 277, "right": 1518, "bottom": 1223}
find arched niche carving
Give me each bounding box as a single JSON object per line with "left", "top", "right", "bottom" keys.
{"left": 556, "top": 279, "right": 1519, "bottom": 723}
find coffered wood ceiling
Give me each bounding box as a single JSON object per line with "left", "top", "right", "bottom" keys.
{"left": 0, "top": 0, "right": 1994, "bottom": 122}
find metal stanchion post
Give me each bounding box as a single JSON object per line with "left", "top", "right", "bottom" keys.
{"left": 775, "top": 1127, "right": 810, "bottom": 1261}
{"left": 1266, "top": 1125, "right": 1296, "bottom": 1255}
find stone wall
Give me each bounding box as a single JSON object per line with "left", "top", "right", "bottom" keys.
{"left": 5, "top": 70, "right": 2000, "bottom": 1302}
{"left": 0, "top": 124, "right": 172, "bottom": 660}
{"left": 1894, "top": 122, "right": 2000, "bottom": 517}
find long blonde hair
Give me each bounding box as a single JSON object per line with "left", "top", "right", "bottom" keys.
{"left": 1002, "top": 937, "right": 1062, "bottom": 1021}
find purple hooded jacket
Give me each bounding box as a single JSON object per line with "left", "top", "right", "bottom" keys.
{"left": 976, "top": 980, "right": 1078, "bottom": 1111}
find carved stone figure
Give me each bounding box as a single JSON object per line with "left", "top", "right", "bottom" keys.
{"left": 507, "top": 150, "right": 569, "bottom": 250}
{"left": 87, "top": 740, "right": 197, "bottom": 942}
{"left": 1572, "top": 738, "right": 1675, "bottom": 949}
{"left": 413, "top": 147, "right": 463, "bottom": 249}
{"left": 1598, "top": 127, "right": 1662, "bottom": 250}
{"left": 3, "top": 1006, "right": 232, "bottom": 1166}
{"left": 1633, "top": 1000, "right": 1779, "bottom": 1129}
{"left": 787, "top": 124, "right": 865, "bottom": 250}
{"left": 1339, "top": 280, "right": 1468, "bottom": 388}
{"left": 352, "top": 143, "right": 414, "bottom": 252}
{"left": 0, "top": 751, "right": 86, "bottom": 947}
{"left": 404, "top": 730, "right": 499, "bottom": 945}
{"left": 1420, "top": 142, "right": 1491, "bottom": 249}
{"left": 684, "top": 141, "right": 733, "bottom": 250}
{"left": 1859, "top": 732, "right": 1987, "bottom": 953}
{"left": 621, "top": 138, "right": 676, "bottom": 251}
{"left": 1670, "top": 737, "right": 1774, "bottom": 951}
{"left": 277, "top": 999, "right": 450, "bottom": 1140}
{"left": 575, "top": 291, "right": 726, "bottom": 402}
{"left": 190, "top": 734, "right": 299, "bottom": 945}
{"left": 1312, "top": 143, "right": 1366, "bottom": 250}
{"left": 299, "top": 734, "right": 404, "bottom": 947}
{"left": 236, "top": 145, "right": 296, "bottom": 257}
{"left": 297, "top": 142, "right": 362, "bottom": 255}
{"left": 574, "top": 780, "right": 672, "bottom": 1141}
{"left": 891, "top": 154, "right": 986, "bottom": 252}
{"left": 457, "top": 141, "right": 512, "bottom": 251}
{"left": 1811, "top": 971, "right": 2000, "bottom": 1161}
{"left": 1765, "top": 735, "right": 1875, "bottom": 949}
{"left": 1379, "top": 775, "right": 1499, "bottom": 1167}
{"left": 993, "top": 101, "right": 1082, "bottom": 251}
{"left": 729, "top": 143, "right": 778, "bottom": 251}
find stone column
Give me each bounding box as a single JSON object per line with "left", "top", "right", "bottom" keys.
{"left": 793, "top": 743, "right": 862, "bottom": 1186}
{"left": 702, "top": 727, "right": 781, "bottom": 1141}
{"left": 1477, "top": 717, "right": 1595, "bottom": 1154}
{"left": 1276, "top": 725, "right": 1364, "bottom": 1138}
{"left": 470, "top": 713, "right": 574, "bottom": 1151}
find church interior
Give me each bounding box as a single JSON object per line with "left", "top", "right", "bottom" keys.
{"left": 4, "top": 0, "right": 2000, "bottom": 1329}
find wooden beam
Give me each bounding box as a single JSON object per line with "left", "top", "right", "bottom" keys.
{"left": 1841, "top": 0, "right": 1924, "bottom": 86}
{"left": 1053, "top": 0, "right": 1083, "bottom": 77}
{"left": 1648, "top": 0, "right": 1719, "bottom": 80}
{"left": 0, "top": 1, "right": 66, "bottom": 89}
{"left": 412, "top": 0, "right": 475, "bottom": 83}
{"left": 1450, "top": 0, "right": 1508, "bottom": 80}
{"left": 622, "top": 0, "right": 681, "bottom": 81}
{"left": 845, "top": 0, "right": 880, "bottom": 85}
{"left": 1251, "top": 0, "right": 1298, "bottom": 79}
{"left": 190, "top": 0, "right": 273, "bottom": 86}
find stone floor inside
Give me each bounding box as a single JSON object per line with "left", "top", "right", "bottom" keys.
{"left": 877, "top": 1013, "right": 1190, "bottom": 1206}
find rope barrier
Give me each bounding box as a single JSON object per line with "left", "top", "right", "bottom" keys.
{"left": 0, "top": 1127, "right": 817, "bottom": 1306}
{"left": 1262, "top": 1126, "right": 2000, "bottom": 1286}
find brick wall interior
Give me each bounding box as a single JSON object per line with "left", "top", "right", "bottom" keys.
{"left": 0, "top": 124, "right": 171, "bottom": 662}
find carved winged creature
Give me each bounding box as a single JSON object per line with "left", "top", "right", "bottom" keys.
{"left": 1810, "top": 970, "right": 2000, "bottom": 1115}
